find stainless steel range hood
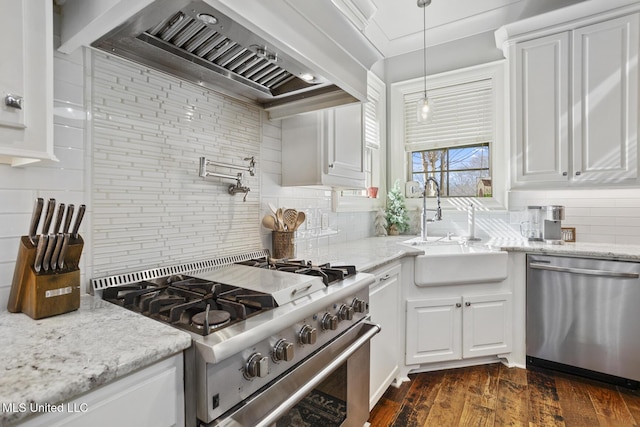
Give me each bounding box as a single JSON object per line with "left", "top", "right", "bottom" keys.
{"left": 91, "top": 0, "right": 358, "bottom": 118}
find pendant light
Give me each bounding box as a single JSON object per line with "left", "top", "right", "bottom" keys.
{"left": 416, "top": 0, "right": 432, "bottom": 123}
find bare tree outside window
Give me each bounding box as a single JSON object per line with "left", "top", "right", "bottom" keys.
{"left": 411, "top": 143, "right": 490, "bottom": 197}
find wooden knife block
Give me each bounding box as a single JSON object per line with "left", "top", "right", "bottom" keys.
{"left": 7, "top": 235, "right": 83, "bottom": 319}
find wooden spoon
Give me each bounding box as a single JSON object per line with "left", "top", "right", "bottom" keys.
{"left": 293, "top": 211, "right": 306, "bottom": 231}
{"left": 262, "top": 215, "right": 277, "bottom": 230}
{"left": 276, "top": 208, "right": 285, "bottom": 231}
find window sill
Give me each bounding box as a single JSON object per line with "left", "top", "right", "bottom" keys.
{"left": 405, "top": 196, "right": 507, "bottom": 212}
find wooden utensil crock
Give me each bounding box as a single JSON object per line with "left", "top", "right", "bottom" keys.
{"left": 272, "top": 231, "right": 295, "bottom": 259}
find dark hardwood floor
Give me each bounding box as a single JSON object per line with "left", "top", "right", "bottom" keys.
{"left": 368, "top": 364, "right": 640, "bottom": 426}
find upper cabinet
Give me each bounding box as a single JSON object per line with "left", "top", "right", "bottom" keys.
{"left": 281, "top": 103, "right": 365, "bottom": 188}
{"left": 572, "top": 16, "right": 638, "bottom": 183}
{"left": 0, "top": 0, "right": 57, "bottom": 166}
{"left": 512, "top": 33, "right": 570, "bottom": 184}
{"left": 497, "top": 0, "right": 640, "bottom": 187}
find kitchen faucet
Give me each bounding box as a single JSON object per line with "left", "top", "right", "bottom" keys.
{"left": 421, "top": 177, "right": 442, "bottom": 241}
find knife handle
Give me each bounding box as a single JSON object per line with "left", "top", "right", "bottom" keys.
{"left": 62, "top": 204, "right": 74, "bottom": 234}
{"left": 41, "top": 198, "right": 56, "bottom": 235}
{"left": 42, "top": 234, "right": 56, "bottom": 272}
{"left": 34, "top": 234, "right": 48, "bottom": 273}
{"left": 72, "top": 204, "right": 86, "bottom": 239}
{"left": 28, "top": 198, "right": 44, "bottom": 247}
{"left": 51, "top": 233, "right": 64, "bottom": 270}
{"left": 58, "top": 233, "right": 70, "bottom": 270}
{"left": 53, "top": 203, "right": 65, "bottom": 234}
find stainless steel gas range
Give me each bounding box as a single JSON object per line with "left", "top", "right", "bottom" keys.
{"left": 92, "top": 250, "right": 378, "bottom": 427}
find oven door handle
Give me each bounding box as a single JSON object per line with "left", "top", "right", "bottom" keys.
{"left": 254, "top": 322, "right": 380, "bottom": 427}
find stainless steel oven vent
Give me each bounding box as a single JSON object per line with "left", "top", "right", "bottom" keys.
{"left": 141, "top": 10, "right": 307, "bottom": 96}
{"left": 91, "top": 0, "right": 353, "bottom": 113}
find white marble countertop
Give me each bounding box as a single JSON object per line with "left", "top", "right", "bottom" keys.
{"left": 296, "top": 236, "right": 423, "bottom": 272}
{"left": 0, "top": 295, "right": 192, "bottom": 426}
{"left": 4, "top": 235, "right": 640, "bottom": 426}
{"left": 486, "top": 238, "right": 640, "bottom": 260}
{"left": 297, "top": 235, "right": 640, "bottom": 272}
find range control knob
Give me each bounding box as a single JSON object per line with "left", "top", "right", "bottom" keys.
{"left": 244, "top": 353, "right": 268, "bottom": 380}
{"left": 351, "top": 298, "right": 367, "bottom": 313}
{"left": 272, "top": 339, "right": 294, "bottom": 362}
{"left": 321, "top": 313, "right": 338, "bottom": 330}
{"left": 338, "top": 304, "right": 354, "bottom": 321}
{"left": 299, "top": 324, "right": 317, "bottom": 345}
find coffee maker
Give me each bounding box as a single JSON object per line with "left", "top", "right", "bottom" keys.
{"left": 543, "top": 205, "right": 565, "bottom": 244}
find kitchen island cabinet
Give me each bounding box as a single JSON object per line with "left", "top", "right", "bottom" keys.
{"left": 498, "top": 3, "right": 640, "bottom": 187}
{"left": 281, "top": 103, "right": 366, "bottom": 188}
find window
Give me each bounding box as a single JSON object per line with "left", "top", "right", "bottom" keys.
{"left": 389, "top": 61, "right": 505, "bottom": 208}
{"left": 405, "top": 77, "right": 493, "bottom": 198}
{"left": 411, "top": 143, "right": 491, "bottom": 197}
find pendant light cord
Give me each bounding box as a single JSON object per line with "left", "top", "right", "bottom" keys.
{"left": 422, "top": 3, "right": 427, "bottom": 98}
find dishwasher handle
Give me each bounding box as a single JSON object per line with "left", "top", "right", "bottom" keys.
{"left": 529, "top": 262, "right": 640, "bottom": 279}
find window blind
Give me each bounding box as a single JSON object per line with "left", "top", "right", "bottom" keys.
{"left": 365, "top": 81, "right": 381, "bottom": 150}
{"left": 404, "top": 78, "right": 493, "bottom": 152}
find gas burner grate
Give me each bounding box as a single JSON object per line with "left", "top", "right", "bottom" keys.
{"left": 101, "top": 270, "right": 276, "bottom": 336}
{"left": 102, "top": 282, "right": 167, "bottom": 309}
{"left": 238, "top": 258, "right": 357, "bottom": 286}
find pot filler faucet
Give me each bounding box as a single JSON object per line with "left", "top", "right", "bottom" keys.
{"left": 421, "top": 177, "right": 442, "bottom": 241}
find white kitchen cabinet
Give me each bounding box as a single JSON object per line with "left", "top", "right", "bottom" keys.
{"left": 513, "top": 33, "right": 570, "bottom": 183}
{"left": 17, "top": 354, "right": 185, "bottom": 427}
{"left": 367, "top": 262, "right": 401, "bottom": 410}
{"left": 505, "top": 11, "right": 639, "bottom": 186}
{"left": 281, "top": 103, "right": 365, "bottom": 188}
{"left": 405, "top": 292, "right": 512, "bottom": 365}
{"left": 572, "top": 14, "right": 638, "bottom": 183}
{"left": 0, "top": 0, "right": 57, "bottom": 166}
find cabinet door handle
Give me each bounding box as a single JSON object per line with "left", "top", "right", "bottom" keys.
{"left": 562, "top": 171, "right": 568, "bottom": 176}
{"left": 575, "top": 171, "right": 581, "bottom": 176}
{"left": 455, "top": 303, "right": 461, "bottom": 308}
{"left": 4, "top": 94, "right": 22, "bottom": 110}
{"left": 379, "top": 274, "right": 391, "bottom": 281}
{"left": 465, "top": 301, "right": 471, "bottom": 307}
{"left": 328, "top": 163, "right": 334, "bottom": 169}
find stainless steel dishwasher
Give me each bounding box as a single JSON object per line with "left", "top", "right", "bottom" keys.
{"left": 527, "top": 254, "right": 640, "bottom": 387}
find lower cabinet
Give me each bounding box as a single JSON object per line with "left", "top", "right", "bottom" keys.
{"left": 406, "top": 292, "right": 512, "bottom": 365}
{"left": 18, "top": 353, "right": 185, "bottom": 427}
{"left": 368, "top": 262, "right": 401, "bottom": 410}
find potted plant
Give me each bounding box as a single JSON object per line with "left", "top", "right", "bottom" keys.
{"left": 385, "top": 181, "right": 410, "bottom": 235}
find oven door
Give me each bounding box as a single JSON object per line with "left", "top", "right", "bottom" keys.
{"left": 207, "top": 321, "right": 380, "bottom": 427}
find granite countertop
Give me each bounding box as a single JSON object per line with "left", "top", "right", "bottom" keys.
{"left": 0, "top": 295, "right": 192, "bottom": 426}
